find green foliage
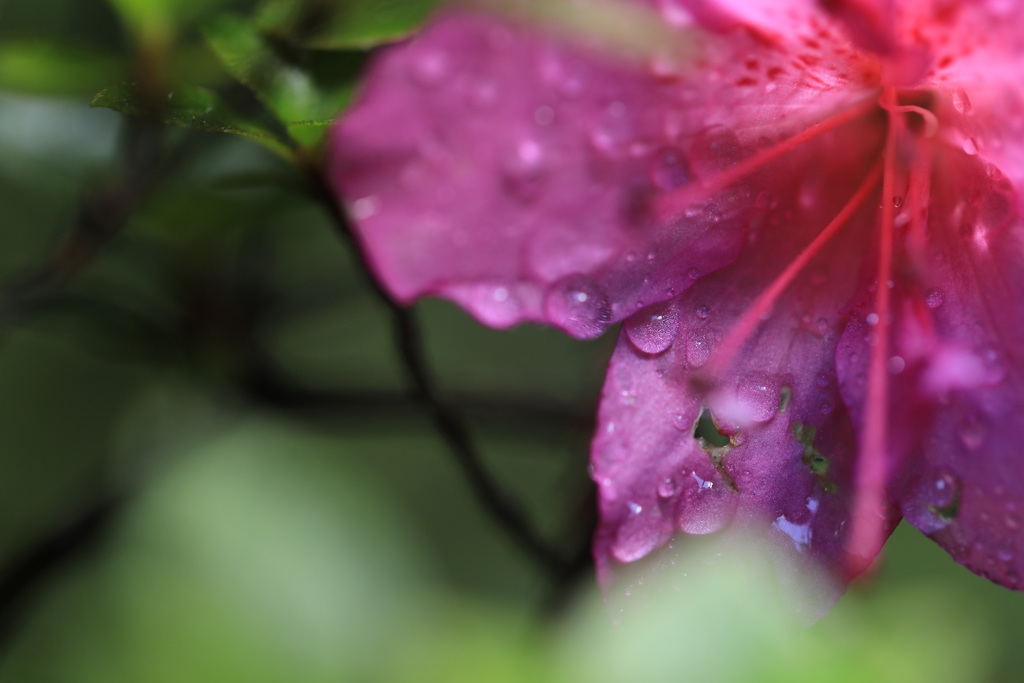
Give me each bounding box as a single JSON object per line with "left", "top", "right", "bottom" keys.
{"left": 91, "top": 82, "right": 291, "bottom": 154}
{"left": 255, "top": 0, "right": 442, "bottom": 49}
{"left": 0, "top": 42, "right": 124, "bottom": 97}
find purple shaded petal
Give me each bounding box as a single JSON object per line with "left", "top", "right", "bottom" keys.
{"left": 837, "top": 147, "right": 1024, "bottom": 589}
{"left": 330, "top": 7, "right": 867, "bottom": 337}
{"left": 592, "top": 113, "right": 888, "bottom": 590}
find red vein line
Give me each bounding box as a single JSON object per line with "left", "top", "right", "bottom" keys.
{"left": 701, "top": 159, "right": 883, "bottom": 379}
{"left": 847, "top": 86, "right": 899, "bottom": 577}
{"left": 655, "top": 98, "right": 880, "bottom": 221}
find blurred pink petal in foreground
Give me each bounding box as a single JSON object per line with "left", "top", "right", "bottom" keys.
{"left": 329, "top": 0, "right": 1024, "bottom": 604}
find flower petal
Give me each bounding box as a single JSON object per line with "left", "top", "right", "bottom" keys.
{"left": 592, "top": 113, "right": 888, "bottom": 602}
{"left": 841, "top": 146, "right": 1024, "bottom": 589}
{"left": 329, "top": 7, "right": 870, "bottom": 337}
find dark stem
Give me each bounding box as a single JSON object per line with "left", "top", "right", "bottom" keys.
{"left": 0, "top": 494, "right": 124, "bottom": 653}
{"left": 308, "top": 172, "right": 576, "bottom": 580}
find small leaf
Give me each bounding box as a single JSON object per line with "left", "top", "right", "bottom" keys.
{"left": 203, "top": 14, "right": 362, "bottom": 147}
{"left": 255, "top": 0, "right": 442, "bottom": 49}
{"left": 91, "top": 82, "right": 290, "bottom": 154}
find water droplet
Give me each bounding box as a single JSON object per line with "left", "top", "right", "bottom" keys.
{"left": 533, "top": 105, "right": 555, "bottom": 126}
{"left": 410, "top": 50, "right": 449, "bottom": 87}
{"left": 1007, "top": 514, "right": 1021, "bottom": 530}
{"left": 678, "top": 471, "right": 738, "bottom": 534}
{"left": 544, "top": 275, "right": 611, "bottom": 339}
{"left": 686, "top": 335, "right": 711, "bottom": 367}
{"left": 952, "top": 89, "right": 973, "bottom": 115}
{"left": 866, "top": 313, "right": 880, "bottom": 326}
{"left": 737, "top": 374, "right": 781, "bottom": 423}
{"left": 689, "top": 126, "right": 743, "bottom": 178}
{"left": 925, "top": 289, "right": 945, "bottom": 308}
{"left": 816, "top": 317, "right": 829, "bottom": 334}
{"left": 902, "top": 470, "right": 960, "bottom": 533}
{"left": 888, "top": 356, "right": 906, "bottom": 374}
{"left": 957, "top": 411, "right": 987, "bottom": 450}
{"left": 963, "top": 137, "right": 979, "bottom": 155}
{"left": 688, "top": 268, "right": 701, "bottom": 280}
{"left": 350, "top": 195, "right": 381, "bottom": 221}
{"left": 612, "top": 511, "right": 661, "bottom": 563}
{"left": 671, "top": 413, "right": 691, "bottom": 431}
{"left": 819, "top": 402, "right": 833, "bottom": 415}
{"left": 648, "top": 146, "right": 692, "bottom": 191}
{"left": 625, "top": 300, "right": 681, "bottom": 354}
{"left": 815, "top": 374, "right": 829, "bottom": 389}
{"left": 893, "top": 195, "right": 904, "bottom": 208}
{"left": 696, "top": 304, "right": 711, "bottom": 320}
{"left": 658, "top": 477, "right": 677, "bottom": 498}
{"left": 590, "top": 101, "right": 631, "bottom": 156}
{"left": 503, "top": 139, "right": 546, "bottom": 201}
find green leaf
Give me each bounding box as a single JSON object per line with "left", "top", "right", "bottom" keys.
{"left": 0, "top": 41, "right": 124, "bottom": 98}
{"left": 91, "top": 82, "right": 290, "bottom": 154}
{"left": 203, "top": 14, "right": 363, "bottom": 147}
{"left": 255, "top": 0, "right": 441, "bottom": 49}
{"left": 107, "top": 0, "right": 235, "bottom": 45}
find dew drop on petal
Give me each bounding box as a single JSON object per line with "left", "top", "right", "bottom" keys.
{"left": 612, "top": 510, "right": 661, "bottom": 563}
{"left": 736, "top": 374, "right": 781, "bottom": 423}
{"left": 648, "top": 146, "right": 692, "bottom": 191}
{"left": 624, "top": 300, "right": 681, "bottom": 354}
{"left": 963, "top": 137, "right": 979, "bottom": 155}
{"left": 544, "top": 274, "right": 611, "bottom": 339}
{"left": 410, "top": 49, "right": 450, "bottom": 87}
{"left": 678, "top": 471, "right": 738, "bottom": 534}
{"left": 686, "top": 335, "right": 711, "bottom": 367}
{"left": 671, "top": 413, "right": 691, "bottom": 431}
{"left": 925, "top": 289, "right": 945, "bottom": 308}
{"left": 902, "top": 470, "right": 960, "bottom": 534}
{"left": 952, "top": 89, "right": 973, "bottom": 115}
{"left": 696, "top": 304, "right": 711, "bottom": 320}
{"left": 957, "top": 411, "right": 988, "bottom": 450}
{"left": 689, "top": 126, "right": 743, "bottom": 178}
{"left": 658, "top": 477, "right": 677, "bottom": 498}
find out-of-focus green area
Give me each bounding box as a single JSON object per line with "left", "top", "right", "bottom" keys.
{"left": 0, "top": 0, "right": 1022, "bottom": 681}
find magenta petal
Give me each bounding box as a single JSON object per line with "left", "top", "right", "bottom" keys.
{"left": 593, "top": 114, "right": 887, "bottom": 590}
{"left": 329, "top": 8, "right": 865, "bottom": 337}
{"left": 892, "top": 152, "right": 1024, "bottom": 589}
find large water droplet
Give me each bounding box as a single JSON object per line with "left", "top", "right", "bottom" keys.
{"left": 689, "top": 126, "right": 743, "bottom": 178}
{"left": 612, "top": 508, "right": 662, "bottom": 563}
{"left": 736, "top": 374, "right": 781, "bottom": 423}
{"left": 658, "top": 477, "right": 677, "bottom": 498}
{"left": 963, "top": 137, "right": 979, "bottom": 155}
{"left": 648, "top": 146, "right": 692, "bottom": 191}
{"left": 678, "top": 471, "right": 737, "bottom": 534}
{"left": 544, "top": 275, "right": 611, "bottom": 339}
{"left": 695, "top": 304, "right": 711, "bottom": 320}
{"left": 902, "top": 469, "right": 959, "bottom": 533}
{"left": 624, "top": 300, "right": 681, "bottom": 354}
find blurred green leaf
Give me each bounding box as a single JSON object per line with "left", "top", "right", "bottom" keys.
{"left": 202, "top": 14, "right": 360, "bottom": 147}
{"left": 256, "top": 0, "right": 441, "bottom": 49}
{"left": 0, "top": 42, "right": 124, "bottom": 97}
{"left": 91, "top": 83, "right": 291, "bottom": 155}
{"left": 107, "top": 0, "right": 235, "bottom": 45}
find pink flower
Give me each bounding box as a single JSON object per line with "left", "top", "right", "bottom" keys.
{"left": 329, "top": 0, "right": 1024, "bottom": 597}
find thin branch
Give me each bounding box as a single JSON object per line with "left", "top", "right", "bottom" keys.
{"left": 0, "top": 494, "right": 124, "bottom": 654}
{"left": 307, "top": 172, "right": 576, "bottom": 580}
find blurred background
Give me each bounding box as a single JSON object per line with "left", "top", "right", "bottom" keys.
{"left": 0, "top": 0, "right": 1021, "bottom": 680}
